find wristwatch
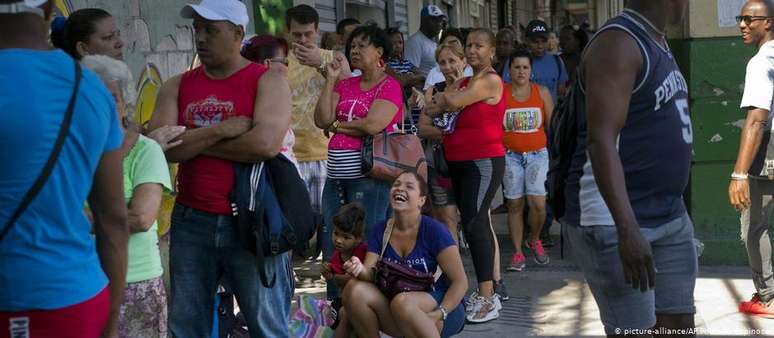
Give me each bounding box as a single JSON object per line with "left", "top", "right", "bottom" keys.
{"left": 436, "top": 305, "right": 448, "bottom": 321}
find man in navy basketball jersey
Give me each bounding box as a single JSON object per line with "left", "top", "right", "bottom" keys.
{"left": 562, "top": 0, "right": 697, "bottom": 334}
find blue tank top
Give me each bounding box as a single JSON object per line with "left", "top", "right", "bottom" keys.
{"left": 563, "top": 11, "right": 693, "bottom": 228}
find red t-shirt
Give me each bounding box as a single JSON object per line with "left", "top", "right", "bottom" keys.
{"left": 176, "top": 63, "right": 267, "bottom": 214}
{"left": 443, "top": 75, "right": 506, "bottom": 161}
{"left": 330, "top": 242, "right": 368, "bottom": 274}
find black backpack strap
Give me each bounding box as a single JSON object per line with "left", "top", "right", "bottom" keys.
{"left": 0, "top": 60, "right": 81, "bottom": 242}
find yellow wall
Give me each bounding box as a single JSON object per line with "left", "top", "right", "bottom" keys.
{"left": 688, "top": 0, "right": 745, "bottom": 38}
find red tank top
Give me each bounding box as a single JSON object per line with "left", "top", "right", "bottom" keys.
{"left": 177, "top": 63, "right": 267, "bottom": 214}
{"left": 503, "top": 83, "right": 547, "bottom": 153}
{"left": 443, "top": 74, "right": 506, "bottom": 161}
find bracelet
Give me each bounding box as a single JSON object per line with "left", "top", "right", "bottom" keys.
{"left": 731, "top": 172, "right": 749, "bottom": 180}
{"left": 436, "top": 305, "right": 448, "bottom": 321}
{"left": 329, "top": 120, "right": 341, "bottom": 133}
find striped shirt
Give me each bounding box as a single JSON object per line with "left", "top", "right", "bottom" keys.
{"left": 386, "top": 58, "right": 415, "bottom": 74}
{"left": 327, "top": 149, "right": 363, "bottom": 179}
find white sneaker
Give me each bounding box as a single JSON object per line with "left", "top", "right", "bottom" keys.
{"left": 466, "top": 296, "right": 500, "bottom": 323}
{"left": 466, "top": 290, "right": 502, "bottom": 312}
{"left": 464, "top": 290, "right": 479, "bottom": 313}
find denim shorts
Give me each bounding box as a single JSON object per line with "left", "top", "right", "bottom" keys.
{"left": 563, "top": 213, "right": 697, "bottom": 335}
{"left": 503, "top": 148, "right": 548, "bottom": 199}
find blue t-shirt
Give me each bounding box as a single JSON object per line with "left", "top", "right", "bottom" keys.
{"left": 0, "top": 49, "right": 123, "bottom": 310}
{"left": 531, "top": 54, "right": 568, "bottom": 103}
{"left": 500, "top": 58, "right": 512, "bottom": 84}
{"left": 367, "top": 216, "right": 456, "bottom": 291}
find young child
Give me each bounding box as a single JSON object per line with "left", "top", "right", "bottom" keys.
{"left": 320, "top": 203, "right": 368, "bottom": 337}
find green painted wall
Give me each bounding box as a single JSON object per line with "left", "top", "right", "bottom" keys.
{"left": 672, "top": 37, "right": 757, "bottom": 265}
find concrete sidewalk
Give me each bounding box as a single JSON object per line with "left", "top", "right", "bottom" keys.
{"left": 293, "top": 213, "right": 774, "bottom": 337}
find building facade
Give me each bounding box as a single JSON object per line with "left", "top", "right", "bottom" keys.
{"left": 283, "top": 0, "right": 624, "bottom": 38}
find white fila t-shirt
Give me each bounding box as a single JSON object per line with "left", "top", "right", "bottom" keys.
{"left": 741, "top": 39, "right": 774, "bottom": 129}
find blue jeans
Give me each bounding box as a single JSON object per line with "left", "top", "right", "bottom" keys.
{"left": 169, "top": 204, "right": 293, "bottom": 338}
{"left": 321, "top": 177, "right": 391, "bottom": 299}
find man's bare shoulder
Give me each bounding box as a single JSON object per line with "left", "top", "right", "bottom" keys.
{"left": 582, "top": 29, "right": 642, "bottom": 78}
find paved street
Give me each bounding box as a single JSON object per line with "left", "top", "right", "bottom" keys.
{"left": 294, "top": 213, "right": 774, "bottom": 337}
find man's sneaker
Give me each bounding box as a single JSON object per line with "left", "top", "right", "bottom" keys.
{"left": 466, "top": 295, "right": 500, "bottom": 323}
{"left": 528, "top": 240, "right": 550, "bottom": 265}
{"left": 740, "top": 293, "right": 774, "bottom": 318}
{"left": 507, "top": 253, "right": 526, "bottom": 272}
{"left": 494, "top": 280, "right": 509, "bottom": 302}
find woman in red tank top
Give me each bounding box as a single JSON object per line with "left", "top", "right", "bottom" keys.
{"left": 501, "top": 49, "right": 555, "bottom": 273}
{"left": 425, "top": 28, "right": 506, "bottom": 324}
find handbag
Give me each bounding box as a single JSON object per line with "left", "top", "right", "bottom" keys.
{"left": 431, "top": 142, "right": 450, "bottom": 178}
{"left": 0, "top": 60, "right": 81, "bottom": 242}
{"left": 361, "top": 130, "right": 428, "bottom": 182}
{"left": 374, "top": 219, "right": 435, "bottom": 300}
{"left": 359, "top": 79, "right": 428, "bottom": 182}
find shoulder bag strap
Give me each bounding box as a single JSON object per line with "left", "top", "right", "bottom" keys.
{"left": 379, "top": 219, "right": 395, "bottom": 259}
{"left": 0, "top": 60, "right": 81, "bottom": 242}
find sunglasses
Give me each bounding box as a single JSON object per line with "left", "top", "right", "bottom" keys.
{"left": 736, "top": 15, "right": 771, "bottom": 25}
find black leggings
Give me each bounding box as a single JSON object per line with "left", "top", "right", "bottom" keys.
{"left": 448, "top": 157, "right": 504, "bottom": 283}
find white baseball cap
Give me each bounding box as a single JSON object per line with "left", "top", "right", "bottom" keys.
{"left": 181, "top": 0, "right": 249, "bottom": 29}
{"left": 0, "top": 0, "right": 47, "bottom": 17}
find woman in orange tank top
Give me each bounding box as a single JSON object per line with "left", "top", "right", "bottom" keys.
{"left": 501, "top": 49, "right": 554, "bottom": 273}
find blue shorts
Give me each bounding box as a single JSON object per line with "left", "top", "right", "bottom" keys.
{"left": 503, "top": 149, "right": 548, "bottom": 199}
{"left": 563, "top": 213, "right": 697, "bottom": 335}
{"left": 430, "top": 289, "right": 465, "bottom": 338}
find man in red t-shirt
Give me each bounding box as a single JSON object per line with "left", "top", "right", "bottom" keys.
{"left": 147, "top": 0, "right": 291, "bottom": 336}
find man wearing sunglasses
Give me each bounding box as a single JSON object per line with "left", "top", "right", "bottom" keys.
{"left": 729, "top": 0, "right": 774, "bottom": 318}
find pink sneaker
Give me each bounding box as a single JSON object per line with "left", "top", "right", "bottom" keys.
{"left": 529, "top": 240, "right": 550, "bottom": 265}
{"left": 507, "top": 253, "right": 526, "bottom": 272}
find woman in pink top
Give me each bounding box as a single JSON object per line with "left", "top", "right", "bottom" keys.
{"left": 315, "top": 25, "right": 404, "bottom": 300}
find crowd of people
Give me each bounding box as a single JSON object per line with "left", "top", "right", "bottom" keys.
{"left": 7, "top": 0, "right": 774, "bottom": 337}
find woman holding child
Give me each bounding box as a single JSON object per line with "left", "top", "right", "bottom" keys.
{"left": 417, "top": 42, "right": 466, "bottom": 244}
{"left": 341, "top": 171, "right": 468, "bottom": 338}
